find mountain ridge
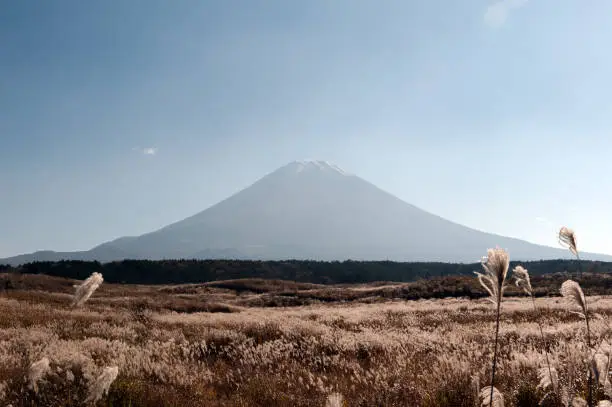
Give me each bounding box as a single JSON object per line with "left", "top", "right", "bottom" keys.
{"left": 3, "top": 160, "right": 609, "bottom": 265}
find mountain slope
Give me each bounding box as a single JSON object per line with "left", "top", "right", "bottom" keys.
{"left": 2, "top": 160, "right": 609, "bottom": 265}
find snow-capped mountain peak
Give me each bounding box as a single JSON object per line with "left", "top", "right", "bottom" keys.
{"left": 289, "top": 160, "right": 352, "bottom": 176}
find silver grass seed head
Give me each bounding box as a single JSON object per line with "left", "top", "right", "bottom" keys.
{"left": 72, "top": 272, "right": 104, "bottom": 307}
{"left": 474, "top": 247, "right": 510, "bottom": 304}
{"left": 28, "top": 357, "right": 51, "bottom": 393}
{"left": 85, "top": 366, "right": 119, "bottom": 405}
{"left": 537, "top": 367, "right": 559, "bottom": 393}
{"left": 559, "top": 227, "right": 579, "bottom": 258}
{"left": 480, "top": 386, "right": 504, "bottom": 407}
{"left": 572, "top": 398, "right": 588, "bottom": 407}
{"left": 591, "top": 352, "right": 611, "bottom": 388}
{"left": 325, "top": 392, "right": 345, "bottom": 407}
{"left": 560, "top": 280, "right": 587, "bottom": 318}
{"left": 513, "top": 265, "right": 532, "bottom": 296}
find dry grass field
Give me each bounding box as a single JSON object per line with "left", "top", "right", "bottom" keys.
{"left": 0, "top": 270, "right": 611, "bottom": 407}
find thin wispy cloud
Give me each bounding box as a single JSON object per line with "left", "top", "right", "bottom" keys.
{"left": 132, "top": 147, "right": 158, "bottom": 156}
{"left": 484, "top": 0, "right": 528, "bottom": 28}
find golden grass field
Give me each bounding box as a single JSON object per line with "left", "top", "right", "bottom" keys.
{"left": 0, "top": 272, "right": 609, "bottom": 406}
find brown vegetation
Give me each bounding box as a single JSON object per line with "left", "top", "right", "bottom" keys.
{"left": 1, "top": 272, "right": 612, "bottom": 406}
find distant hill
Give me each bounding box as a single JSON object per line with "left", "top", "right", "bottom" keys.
{"left": 3, "top": 160, "right": 610, "bottom": 265}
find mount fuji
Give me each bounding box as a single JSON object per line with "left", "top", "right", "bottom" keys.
{"left": 2, "top": 160, "right": 609, "bottom": 265}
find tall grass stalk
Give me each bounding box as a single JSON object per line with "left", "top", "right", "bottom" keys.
{"left": 474, "top": 247, "right": 509, "bottom": 407}
{"left": 514, "top": 265, "right": 554, "bottom": 396}
{"left": 561, "top": 279, "right": 593, "bottom": 406}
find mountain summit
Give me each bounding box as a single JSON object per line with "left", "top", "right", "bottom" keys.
{"left": 2, "top": 160, "right": 609, "bottom": 265}
{"left": 283, "top": 160, "right": 353, "bottom": 176}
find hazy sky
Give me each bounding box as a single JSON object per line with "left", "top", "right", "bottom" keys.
{"left": 2, "top": 0, "right": 612, "bottom": 258}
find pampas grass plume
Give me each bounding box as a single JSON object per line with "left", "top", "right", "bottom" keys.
{"left": 480, "top": 386, "right": 504, "bottom": 407}
{"left": 325, "top": 392, "right": 345, "bottom": 407}
{"left": 572, "top": 398, "right": 588, "bottom": 407}
{"left": 560, "top": 280, "right": 587, "bottom": 319}
{"left": 85, "top": 366, "right": 119, "bottom": 405}
{"left": 474, "top": 248, "right": 510, "bottom": 304}
{"left": 28, "top": 357, "right": 50, "bottom": 393}
{"left": 559, "top": 227, "right": 579, "bottom": 258}
{"left": 591, "top": 352, "right": 611, "bottom": 391}
{"left": 537, "top": 366, "right": 559, "bottom": 392}
{"left": 513, "top": 265, "right": 532, "bottom": 296}
{"left": 73, "top": 272, "right": 104, "bottom": 307}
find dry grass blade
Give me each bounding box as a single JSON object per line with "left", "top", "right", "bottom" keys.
{"left": 560, "top": 280, "right": 587, "bottom": 318}
{"left": 480, "top": 386, "right": 504, "bottom": 407}
{"left": 559, "top": 227, "right": 579, "bottom": 258}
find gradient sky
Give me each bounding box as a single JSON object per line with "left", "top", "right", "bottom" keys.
{"left": 2, "top": 0, "right": 612, "bottom": 258}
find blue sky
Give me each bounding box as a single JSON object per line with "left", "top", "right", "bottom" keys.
{"left": 1, "top": 0, "right": 612, "bottom": 258}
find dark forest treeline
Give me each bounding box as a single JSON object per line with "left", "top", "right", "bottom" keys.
{"left": 0, "top": 258, "right": 605, "bottom": 285}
